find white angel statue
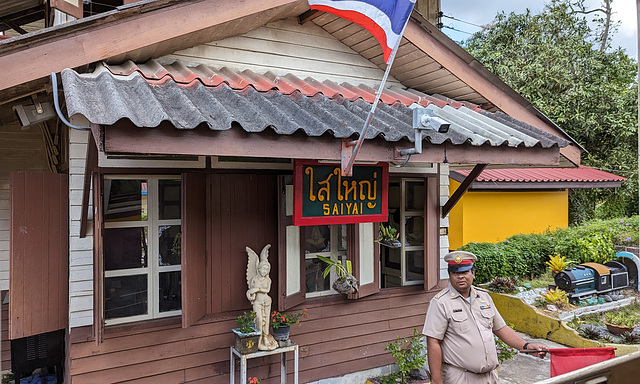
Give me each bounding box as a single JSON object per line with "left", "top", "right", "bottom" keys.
{"left": 246, "top": 244, "right": 278, "bottom": 351}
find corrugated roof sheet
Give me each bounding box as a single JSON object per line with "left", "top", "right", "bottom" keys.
{"left": 61, "top": 60, "right": 569, "bottom": 149}
{"left": 454, "top": 166, "right": 626, "bottom": 183}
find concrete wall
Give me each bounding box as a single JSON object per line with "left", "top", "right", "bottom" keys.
{"left": 448, "top": 179, "right": 568, "bottom": 250}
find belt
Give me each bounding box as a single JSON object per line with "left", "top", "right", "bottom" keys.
{"left": 443, "top": 362, "right": 495, "bottom": 375}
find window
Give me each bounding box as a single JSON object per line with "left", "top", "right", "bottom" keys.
{"left": 381, "top": 178, "right": 425, "bottom": 287}
{"left": 103, "top": 176, "right": 182, "bottom": 325}
{"left": 279, "top": 176, "right": 379, "bottom": 310}
{"left": 304, "top": 224, "right": 347, "bottom": 297}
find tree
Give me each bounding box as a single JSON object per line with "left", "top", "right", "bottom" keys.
{"left": 464, "top": 0, "right": 638, "bottom": 222}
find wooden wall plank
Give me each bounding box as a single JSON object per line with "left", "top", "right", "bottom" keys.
{"left": 68, "top": 286, "right": 437, "bottom": 382}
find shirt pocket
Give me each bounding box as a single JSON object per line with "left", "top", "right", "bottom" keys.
{"left": 479, "top": 308, "right": 495, "bottom": 341}
{"left": 451, "top": 310, "right": 469, "bottom": 333}
{"left": 479, "top": 308, "right": 495, "bottom": 329}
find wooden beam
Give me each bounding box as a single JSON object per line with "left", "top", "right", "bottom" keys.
{"left": 403, "top": 21, "right": 582, "bottom": 166}
{"left": 298, "top": 9, "right": 321, "bottom": 24}
{"left": 441, "top": 163, "right": 487, "bottom": 218}
{"left": 101, "top": 121, "right": 562, "bottom": 167}
{"left": 80, "top": 133, "right": 98, "bottom": 238}
{"left": 0, "top": 0, "right": 302, "bottom": 92}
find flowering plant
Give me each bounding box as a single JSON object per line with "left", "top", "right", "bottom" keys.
{"left": 494, "top": 335, "right": 517, "bottom": 364}
{"left": 235, "top": 311, "right": 257, "bottom": 333}
{"left": 247, "top": 377, "right": 260, "bottom": 384}
{"left": 271, "top": 309, "right": 308, "bottom": 329}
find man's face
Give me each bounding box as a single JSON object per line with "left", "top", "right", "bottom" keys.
{"left": 449, "top": 269, "right": 475, "bottom": 293}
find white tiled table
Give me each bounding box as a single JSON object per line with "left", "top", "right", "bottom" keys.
{"left": 230, "top": 344, "right": 298, "bottom": 384}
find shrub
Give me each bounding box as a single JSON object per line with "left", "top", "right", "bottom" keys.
{"left": 456, "top": 216, "right": 637, "bottom": 283}
{"left": 486, "top": 277, "right": 518, "bottom": 294}
{"left": 384, "top": 328, "right": 426, "bottom": 384}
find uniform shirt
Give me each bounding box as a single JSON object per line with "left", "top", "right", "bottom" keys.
{"left": 423, "top": 283, "right": 507, "bottom": 374}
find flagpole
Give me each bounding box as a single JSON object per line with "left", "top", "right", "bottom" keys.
{"left": 342, "top": 8, "right": 414, "bottom": 176}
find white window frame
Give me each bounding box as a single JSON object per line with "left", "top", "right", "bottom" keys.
{"left": 304, "top": 225, "right": 348, "bottom": 298}
{"left": 103, "top": 175, "right": 182, "bottom": 326}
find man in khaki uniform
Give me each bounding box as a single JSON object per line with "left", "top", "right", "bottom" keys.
{"left": 423, "top": 251, "right": 547, "bottom": 384}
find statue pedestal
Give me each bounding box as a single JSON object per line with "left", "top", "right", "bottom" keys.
{"left": 230, "top": 344, "right": 299, "bottom": 384}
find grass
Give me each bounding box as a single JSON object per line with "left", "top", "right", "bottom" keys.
{"left": 519, "top": 270, "right": 555, "bottom": 289}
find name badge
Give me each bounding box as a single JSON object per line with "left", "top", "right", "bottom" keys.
{"left": 453, "top": 308, "right": 462, "bottom": 313}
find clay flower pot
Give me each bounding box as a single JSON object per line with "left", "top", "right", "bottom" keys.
{"left": 604, "top": 321, "right": 636, "bottom": 335}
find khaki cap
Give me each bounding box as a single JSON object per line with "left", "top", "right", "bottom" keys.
{"left": 444, "top": 251, "right": 476, "bottom": 272}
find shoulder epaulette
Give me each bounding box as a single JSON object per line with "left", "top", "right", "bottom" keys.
{"left": 475, "top": 286, "right": 487, "bottom": 293}
{"left": 434, "top": 288, "right": 449, "bottom": 299}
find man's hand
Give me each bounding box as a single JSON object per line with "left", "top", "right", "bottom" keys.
{"left": 521, "top": 343, "right": 548, "bottom": 359}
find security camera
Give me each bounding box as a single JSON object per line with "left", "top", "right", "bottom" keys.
{"left": 413, "top": 108, "right": 450, "bottom": 133}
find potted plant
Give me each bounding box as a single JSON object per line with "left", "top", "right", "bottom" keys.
{"left": 604, "top": 311, "right": 638, "bottom": 335}
{"left": 378, "top": 224, "right": 401, "bottom": 248}
{"left": 316, "top": 255, "right": 359, "bottom": 294}
{"left": 232, "top": 311, "right": 261, "bottom": 354}
{"left": 271, "top": 308, "right": 308, "bottom": 341}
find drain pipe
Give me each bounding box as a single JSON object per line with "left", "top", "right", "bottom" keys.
{"left": 51, "top": 72, "right": 91, "bottom": 130}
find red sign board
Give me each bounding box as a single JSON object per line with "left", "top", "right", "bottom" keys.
{"left": 293, "top": 160, "right": 388, "bottom": 225}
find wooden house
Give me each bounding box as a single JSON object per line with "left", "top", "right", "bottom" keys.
{"left": 448, "top": 167, "right": 626, "bottom": 250}
{"left": 0, "top": 0, "right": 582, "bottom": 382}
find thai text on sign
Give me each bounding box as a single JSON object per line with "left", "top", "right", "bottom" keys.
{"left": 293, "top": 160, "right": 388, "bottom": 225}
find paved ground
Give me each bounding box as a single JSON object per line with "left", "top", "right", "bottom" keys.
{"left": 497, "top": 332, "right": 569, "bottom": 384}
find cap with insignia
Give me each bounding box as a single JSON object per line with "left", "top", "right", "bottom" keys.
{"left": 444, "top": 251, "right": 476, "bottom": 273}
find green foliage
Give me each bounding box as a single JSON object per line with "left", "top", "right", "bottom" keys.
{"left": 605, "top": 311, "right": 638, "bottom": 328}
{"left": 459, "top": 216, "right": 637, "bottom": 283}
{"left": 465, "top": 0, "right": 638, "bottom": 222}
{"left": 542, "top": 287, "right": 571, "bottom": 309}
{"left": 546, "top": 255, "right": 573, "bottom": 274}
{"left": 316, "top": 255, "right": 352, "bottom": 279}
{"left": 235, "top": 311, "right": 257, "bottom": 333}
{"left": 554, "top": 231, "right": 616, "bottom": 264}
{"left": 486, "top": 277, "right": 518, "bottom": 294}
{"left": 384, "top": 329, "right": 427, "bottom": 383}
{"left": 378, "top": 224, "right": 399, "bottom": 242}
{"left": 494, "top": 335, "right": 517, "bottom": 364}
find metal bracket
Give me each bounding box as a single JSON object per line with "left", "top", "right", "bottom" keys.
{"left": 341, "top": 138, "right": 357, "bottom": 176}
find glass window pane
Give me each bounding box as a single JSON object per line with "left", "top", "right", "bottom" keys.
{"left": 405, "top": 216, "right": 424, "bottom": 246}
{"left": 104, "top": 227, "right": 148, "bottom": 270}
{"left": 405, "top": 250, "right": 424, "bottom": 282}
{"left": 383, "top": 247, "right": 401, "bottom": 270}
{"left": 104, "top": 179, "right": 147, "bottom": 222}
{"left": 159, "top": 271, "right": 182, "bottom": 312}
{"left": 337, "top": 225, "right": 347, "bottom": 252}
{"left": 305, "top": 258, "right": 330, "bottom": 293}
{"left": 104, "top": 275, "right": 148, "bottom": 319}
{"left": 305, "top": 225, "right": 331, "bottom": 253}
{"left": 159, "top": 179, "right": 181, "bottom": 220}
{"left": 405, "top": 181, "right": 425, "bottom": 211}
{"left": 158, "top": 225, "right": 181, "bottom": 266}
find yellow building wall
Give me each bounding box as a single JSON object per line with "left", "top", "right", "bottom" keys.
{"left": 448, "top": 179, "right": 569, "bottom": 250}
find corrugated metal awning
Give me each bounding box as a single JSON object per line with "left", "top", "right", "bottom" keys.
{"left": 451, "top": 166, "right": 626, "bottom": 190}
{"left": 61, "top": 61, "right": 569, "bottom": 154}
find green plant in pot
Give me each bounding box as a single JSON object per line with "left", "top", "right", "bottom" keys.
{"left": 232, "top": 311, "right": 261, "bottom": 354}
{"left": 316, "top": 255, "right": 359, "bottom": 294}
{"left": 378, "top": 224, "right": 401, "bottom": 248}
{"left": 604, "top": 311, "right": 638, "bottom": 335}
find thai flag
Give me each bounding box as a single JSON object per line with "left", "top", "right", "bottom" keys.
{"left": 308, "top": 0, "right": 416, "bottom": 63}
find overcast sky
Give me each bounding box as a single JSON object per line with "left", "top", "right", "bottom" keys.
{"left": 440, "top": 0, "right": 638, "bottom": 59}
